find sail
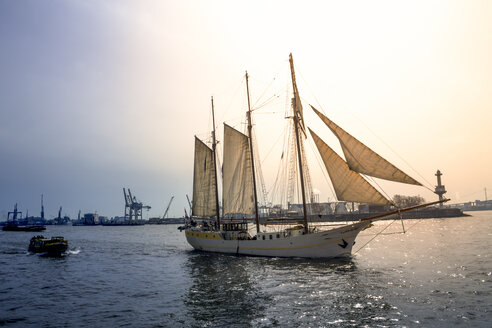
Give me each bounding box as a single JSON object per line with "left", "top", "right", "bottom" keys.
{"left": 309, "top": 128, "right": 391, "bottom": 205}
{"left": 311, "top": 105, "right": 422, "bottom": 186}
{"left": 222, "top": 124, "right": 255, "bottom": 215}
{"left": 192, "top": 137, "right": 217, "bottom": 217}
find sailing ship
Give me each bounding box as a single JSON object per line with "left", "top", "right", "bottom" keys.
{"left": 183, "top": 54, "right": 446, "bottom": 258}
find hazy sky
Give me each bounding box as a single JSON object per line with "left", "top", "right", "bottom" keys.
{"left": 1, "top": 0, "right": 491, "bottom": 219}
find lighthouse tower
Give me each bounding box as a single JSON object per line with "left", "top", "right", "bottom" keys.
{"left": 434, "top": 170, "right": 447, "bottom": 207}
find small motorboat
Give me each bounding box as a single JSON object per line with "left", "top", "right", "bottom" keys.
{"left": 28, "top": 236, "right": 68, "bottom": 255}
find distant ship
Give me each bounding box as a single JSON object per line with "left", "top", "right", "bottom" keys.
{"left": 72, "top": 212, "right": 101, "bottom": 226}
{"left": 51, "top": 206, "right": 71, "bottom": 225}
{"left": 148, "top": 217, "right": 185, "bottom": 224}
{"left": 449, "top": 199, "right": 492, "bottom": 212}
{"left": 101, "top": 216, "right": 145, "bottom": 226}
{"left": 2, "top": 203, "right": 46, "bottom": 232}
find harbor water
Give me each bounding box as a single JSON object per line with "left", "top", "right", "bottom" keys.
{"left": 1, "top": 211, "right": 491, "bottom": 327}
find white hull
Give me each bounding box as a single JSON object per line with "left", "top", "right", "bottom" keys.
{"left": 185, "top": 221, "right": 371, "bottom": 258}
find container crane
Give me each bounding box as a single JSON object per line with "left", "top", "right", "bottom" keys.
{"left": 123, "top": 188, "right": 151, "bottom": 221}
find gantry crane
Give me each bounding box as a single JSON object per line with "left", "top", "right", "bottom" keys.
{"left": 123, "top": 188, "right": 151, "bottom": 221}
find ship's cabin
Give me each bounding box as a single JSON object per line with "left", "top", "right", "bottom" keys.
{"left": 256, "top": 225, "right": 306, "bottom": 240}
{"left": 221, "top": 222, "right": 251, "bottom": 240}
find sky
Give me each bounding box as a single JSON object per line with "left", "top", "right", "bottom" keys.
{"left": 1, "top": 0, "right": 491, "bottom": 219}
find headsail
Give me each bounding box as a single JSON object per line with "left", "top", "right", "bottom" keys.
{"left": 309, "top": 128, "right": 391, "bottom": 205}
{"left": 192, "top": 137, "right": 218, "bottom": 217}
{"left": 222, "top": 124, "right": 255, "bottom": 216}
{"left": 310, "top": 105, "right": 422, "bottom": 186}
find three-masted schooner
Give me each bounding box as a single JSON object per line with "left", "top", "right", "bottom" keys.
{"left": 183, "top": 54, "right": 445, "bottom": 258}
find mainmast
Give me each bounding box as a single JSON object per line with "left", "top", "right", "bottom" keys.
{"left": 211, "top": 97, "right": 221, "bottom": 228}
{"left": 289, "top": 53, "right": 309, "bottom": 234}
{"left": 245, "top": 72, "right": 260, "bottom": 233}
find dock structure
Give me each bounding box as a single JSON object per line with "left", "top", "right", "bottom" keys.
{"left": 123, "top": 188, "right": 151, "bottom": 221}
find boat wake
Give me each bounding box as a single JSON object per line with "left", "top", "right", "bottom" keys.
{"left": 0, "top": 250, "right": 29, "bottom": 255}
{"left": 67, "top": 248, "right": 81, "bottom": 255}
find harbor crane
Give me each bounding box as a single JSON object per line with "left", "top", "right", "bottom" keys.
{"left": 56, "top": 206, "right": 62, "bottom": 224}
{"left": 162, "top": 196, "right": 174, "bottom": 219}
{"left": 123, "top": 188, "right": 151, "bottom": 221}
{"left": 7, "top": 203, "right": 22, "bottom": 222}
{"left": 41, "top": 194, "right": 45, "bottom": 220}
{"left": 54, "top": 206, "right": 70, "bottom": 224}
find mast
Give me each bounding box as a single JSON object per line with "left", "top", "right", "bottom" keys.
{"left": 289, "top": 53, "right": 309, "bottom": 234}
{"left": 245, "top": 72, "right": 260, "bottom": 233}
{"left": 211, "top": 97, "right": 221, "bottom": 228}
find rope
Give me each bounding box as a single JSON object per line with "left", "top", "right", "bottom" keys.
{"left": 354, "top": 217, "right": 426, "bottom": 254}
{"left": 353, "top": 219, "right": 398, "bottom": 254}
{"left": 401, "top": 218, "right": 424, "bottom": 233}
{"left": 365, "top": 175, "right": 395, "bottom": 205}
{"left": 296, "top": 65, "right": 325, "bottom": 116}
{"left": 297, "top": 65, "right": 434, "bottom": 192}
{"left": 260, "top": 129, "right": 284, "bottom": 164}
{"left": 216, "top": 76, "right": 245, "bottom": 125}
{"left": 252, "top": 94, "right": 281, "bottom": 112}
{"left": 342, "top": 107, "right": 435, "bottom": 190}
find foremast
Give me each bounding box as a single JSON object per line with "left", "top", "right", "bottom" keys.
{"left": 245, "top": 72, "right": 261, "bottom": 233}
{"left": 289, "top": 53, "right": 309, "bottom": 234}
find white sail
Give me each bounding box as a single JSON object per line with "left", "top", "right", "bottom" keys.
{"left": 222, "top": 124, "right": 255, "bottom": 215}
{"left": 309, "top": 128, "right": 391, "bottom": 205}
{"left": 311, "top": 106, "right": 421, "bottom": 186}
{"left": 192, "top": 137, "right": 217, "bottom": 217}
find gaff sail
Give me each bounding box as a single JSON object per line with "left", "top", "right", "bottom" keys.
{"left": 222, "top": 124, "right": 255, "bottom": 215}
{"left": 192, "top": 137, "right": 218, "bottom": 217}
